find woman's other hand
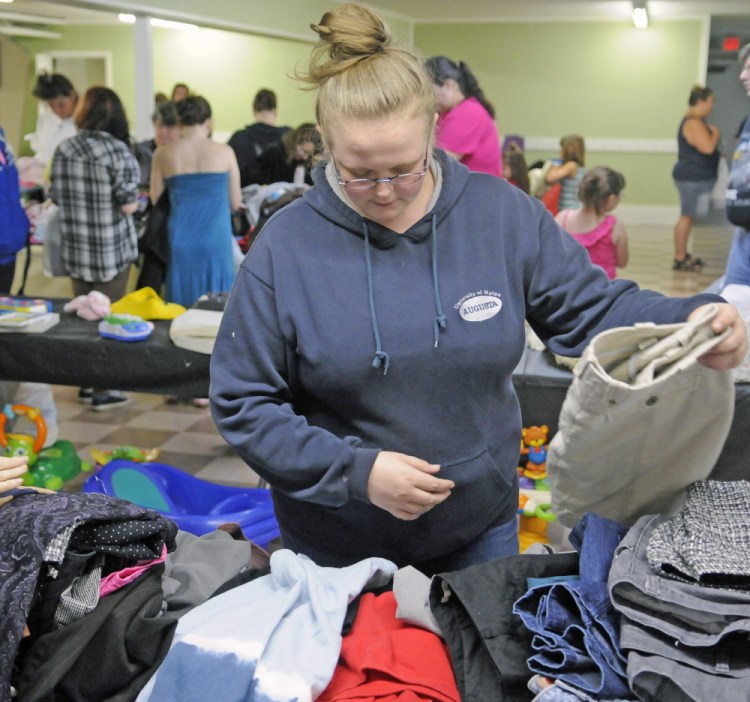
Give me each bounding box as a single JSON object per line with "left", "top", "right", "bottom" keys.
{"left": 0, "top": 455, "right": 29, "bottom": 505}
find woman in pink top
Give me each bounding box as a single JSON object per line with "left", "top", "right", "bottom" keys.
{"left": 425, "top": 56, "right": 502, "bottom": 176}
{"left": 555, "top": 166, "right": 629, "bottom": 280}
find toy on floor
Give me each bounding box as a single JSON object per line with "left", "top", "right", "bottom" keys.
{"left": 518, "top": 487, "right": 557, "bottom": 553}
{"left": 91, "top": 444, "right": 160, "bottom": 469}
{"left": 82, "top": 459, "right": 280, "bottom": 548}
{"left": 0, "top": 404, "right": 91, "bottom": 490}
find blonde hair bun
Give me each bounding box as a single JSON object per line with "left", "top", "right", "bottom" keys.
{"left": 307, "top": 3, "right": 390, "bottom": 82}
{"left": 299, "top": 2, "right": 436, "bottom": 145}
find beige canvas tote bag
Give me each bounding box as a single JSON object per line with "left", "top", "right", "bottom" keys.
{"left": 547, "top": 304, "right": 734, "bottom": 528}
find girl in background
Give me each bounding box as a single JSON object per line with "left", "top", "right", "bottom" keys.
{"left": 502, "top": 143, "right": 529, "bottom": 194}
{"left": 545, "top": 134, "right": 586, "bottom": 211}
{"left": 555, "top": 166, "right": 629, "bottom": 280}
{"left": 256, "top": 122, "right": 320, "bottom": 186}
{"left": 425, "top": 55, "right": 502, "bottom": 176}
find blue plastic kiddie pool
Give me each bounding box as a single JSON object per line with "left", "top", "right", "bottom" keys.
{"left": 82, "top": 459, "right": 280, "bottom": 548}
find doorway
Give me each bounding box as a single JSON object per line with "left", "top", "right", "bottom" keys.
{"left": 35, "top": 51, "right": 112, "bottom": 97}
{"left": 706, "top": 17, "right": 750, "bottom": 158}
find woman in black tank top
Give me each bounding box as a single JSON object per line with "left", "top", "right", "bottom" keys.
{"left": 671, "top": 85, "right": 721, "bottom": 271}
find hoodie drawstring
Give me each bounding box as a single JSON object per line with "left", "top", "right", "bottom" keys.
{"left": 430, "top": 215, "right": 447, "bottom": 348}
{"left": 362, "top": 214, "right": 446, "bottom": 375}
{"left": 363, "top": 222, "right": 390, "bottom": 374}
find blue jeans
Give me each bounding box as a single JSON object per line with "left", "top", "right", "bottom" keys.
{"left": 724, "top": 227, "right": 750, "bottom": 286}
{"left": 415, "top": 517, "right": 519, "bottom": 576}
{"left": 514, "top": 513, "right": 634, "bottom": 701}
{"left": 528, "top": 674, "right": 621, "bottom": 702}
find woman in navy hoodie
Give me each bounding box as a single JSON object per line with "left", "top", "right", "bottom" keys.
{"left": 210, "top": 3, "right": 747, "bottom": 574}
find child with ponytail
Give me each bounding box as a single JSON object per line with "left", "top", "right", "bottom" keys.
{"left": 555, "top": 165, "right": 629, "bottom": 279}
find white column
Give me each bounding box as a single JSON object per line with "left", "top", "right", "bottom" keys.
{"left": 133, "top": 15, "right": 154, "bottom": 141}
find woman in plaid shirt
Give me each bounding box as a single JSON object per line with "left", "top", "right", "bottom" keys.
{"left": 50, "top": 86, "right": 140, "bottom": 410}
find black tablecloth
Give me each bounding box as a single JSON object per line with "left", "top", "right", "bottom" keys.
{"left": 0, "top": 299, "right": 210, "bottom": 397}
{"left": 512, "top": 346, "right": 750, "bottom": 480}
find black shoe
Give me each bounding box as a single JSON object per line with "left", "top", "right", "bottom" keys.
{"left": 672, "top": 255, "right": 703, "bottom": 272}
{"left": 686, "top": 253, "right": 704, "bottom": 268}
{"left": 78, "top": 387, "right": 94, "bottom": 404}
{"left": 91, "top": 391, "right": 131, "bottom": 411}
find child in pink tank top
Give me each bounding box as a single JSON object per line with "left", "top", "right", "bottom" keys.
{"left": 555, "top": 166, "right": 629, "bottom": 280}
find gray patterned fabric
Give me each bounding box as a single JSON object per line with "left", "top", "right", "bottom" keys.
{"left": 647, "top": 480, "right": 750, "bottom": 588}
{"left": 54, "top": 556, "right": 103, "bottom": 627}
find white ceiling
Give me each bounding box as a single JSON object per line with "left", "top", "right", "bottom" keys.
{"left": 1, "top": 0, "right": 750, "bottom": 29}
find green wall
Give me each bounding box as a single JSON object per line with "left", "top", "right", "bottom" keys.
{"left": 150, "top": 27, "right": 317, "bottom": 133}
{"left": 415, "top": 20, "right": 703, "bottom": 138}
{"left": 17, "top": 23, "right": 319, "bottom": 149}
{"left": 414, "top": 19, "right": 705, "bottom": 206}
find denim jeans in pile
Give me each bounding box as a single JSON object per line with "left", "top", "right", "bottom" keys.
{"left": 513, "top": 513, "right": 634, "bottom": 701}
{"left": 527, "top": 674, "right": 631, "bottom": 702}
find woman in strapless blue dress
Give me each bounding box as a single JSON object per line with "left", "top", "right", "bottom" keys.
{"left": 150, "top": 96, "right": 243, "bottom": 308}
{"left": 165, "top": 171, "right": 235, "bottom": 306}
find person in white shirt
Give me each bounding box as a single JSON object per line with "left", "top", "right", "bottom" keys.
{"left": 30, "top": 73, "right": 78, "bottom": 169}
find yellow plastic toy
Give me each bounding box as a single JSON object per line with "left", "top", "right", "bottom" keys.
{"left": 518, "top": 487, "right": 556, "bottom": 552}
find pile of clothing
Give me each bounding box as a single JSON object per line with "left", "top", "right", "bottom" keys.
{"left": 2, "top": 491, "right": 265, "bottom": 702}
{"left": 609, "top": 481, "right": 750, "bottom": 701}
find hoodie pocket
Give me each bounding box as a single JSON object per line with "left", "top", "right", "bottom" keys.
{"left": 425, "top": 449, "right": 518, "bottom": 536}
{"left": 406, "top": 447, "right": 516, "bottom": 559}
{"left": 439, "top": 447, "right": 512, "bottom": 491}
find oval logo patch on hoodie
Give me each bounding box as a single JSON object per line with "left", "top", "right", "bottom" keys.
{"left": 457, "top": 293, "right": 503, "bottom": 322}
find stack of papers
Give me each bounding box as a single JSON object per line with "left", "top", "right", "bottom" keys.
{"left": 0, "top": 310, "right": 60, "bottom": 333}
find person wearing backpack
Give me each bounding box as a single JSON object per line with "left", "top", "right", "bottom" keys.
{"left": 0, "top": 127, "right": 30, "bottom": 293}
{"left": 227, "top": 89, "right": 290, "bottom": 187}
{"left": 723, "top": 43, "right": 750, "bottom": 286}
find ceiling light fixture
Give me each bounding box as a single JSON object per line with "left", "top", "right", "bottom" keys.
{"left": 632, "top": 1, "right": 648, "bottom": 29}
{"left": 118, "top": 13, "right": 197, "bottom": 31}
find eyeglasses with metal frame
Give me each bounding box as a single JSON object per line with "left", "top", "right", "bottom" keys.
{"left": 332, "top": 148, "right": 429, "bottom": 192}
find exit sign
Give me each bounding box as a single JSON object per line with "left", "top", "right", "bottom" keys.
{"left": 723, "top": 36, "right": 741, "bottom": 52}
